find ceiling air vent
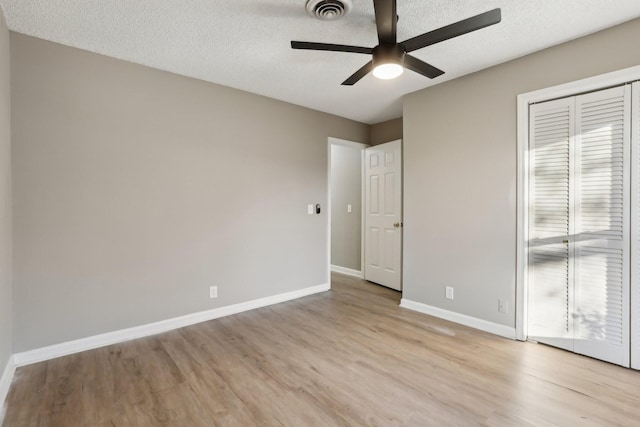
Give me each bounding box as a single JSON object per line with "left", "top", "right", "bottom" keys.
{"left": 306, "top": 0, "right": 353, "bottom": 21}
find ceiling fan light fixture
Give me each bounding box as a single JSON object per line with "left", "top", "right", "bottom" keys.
{"left": 372, "top": 44, "right": 405, "bottom": 80}
{"left": 373, "top": 63, "right": 404, "bottom": 79}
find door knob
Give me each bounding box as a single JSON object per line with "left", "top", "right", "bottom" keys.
{"left": 394, "top": 222, "right": 400, "bottom": 228}
{"left": 562, "top": 239, "right": 569, "bottom": 244}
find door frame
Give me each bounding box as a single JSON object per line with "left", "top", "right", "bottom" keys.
{"left": 516, "top": 64, "right": 640, "bottom": 341}
{"left": 327, "top": 137, "right": 368, "bottom": 284}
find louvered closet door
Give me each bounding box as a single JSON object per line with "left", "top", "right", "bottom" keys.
{"left": 528, "top": 98, "right": 574, "bottom": 351}
{"left": 631, "top": 81, "right": 640, "bottom": 370}
{"left": 573, "top": 86, "right": 631, "bottom": 366}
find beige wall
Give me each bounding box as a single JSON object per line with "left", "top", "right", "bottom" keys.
{"left": 403, "top": 18, "right": 640, "bottom": 327}
{"left": 11, "top": 33, "right": 368, "bottom": 352}
{"left": 331, "top": 144, "right": 362, "bottom": 271}
{"left": 0, "top": 7, "right": 12, "bottom": 379}
{"left": 370, "top": 118, "right": 402, "bottom": 146}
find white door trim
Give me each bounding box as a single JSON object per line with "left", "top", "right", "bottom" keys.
{"left": 327, "top": 137, "right": 368, "bottom": 283}
{"left": 632, "top": 82, "right": 640, "bottom": 369}
{"left": 516, "top": 65, "right": 640, "bottom": 341}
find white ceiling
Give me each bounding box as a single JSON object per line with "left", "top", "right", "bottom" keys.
{"left": 1, "top": 1, "right": 640, "bottom": 124}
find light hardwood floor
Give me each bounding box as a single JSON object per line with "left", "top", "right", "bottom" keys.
{"left": 4, "top": 273, "right": 640, "bottom": 426}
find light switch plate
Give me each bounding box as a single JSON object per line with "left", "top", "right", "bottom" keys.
{"left": 347, "top": 204, "right": 352, "bottom": 213}
{"left": 307, "top": 204, "right": 314, "bottom": 215}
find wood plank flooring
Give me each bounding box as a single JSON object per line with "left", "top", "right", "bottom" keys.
{"left": 4, "top": 273, "right": 640, "bottom": 426}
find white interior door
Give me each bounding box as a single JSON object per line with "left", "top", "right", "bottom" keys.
{"left": 573, "top": 86, "right": 630, "bottom": 366}
{"left": 528, "top": 85, "right": 631, "bottom": 367}
{"left": 528, "top": 97, "right": 574, "bottom": 351}
{"left": 364, "top": 140, "right": 402, "bottom": 290}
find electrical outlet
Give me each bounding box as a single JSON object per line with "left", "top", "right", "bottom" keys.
{"left": 209, "top": 286, "right": 218, "bottom": 299}
{"left": 445, "top": 286, "right": 454, "bottom": 300}
{"left": 498, "top": 299, "right": 507, "bottom": 314}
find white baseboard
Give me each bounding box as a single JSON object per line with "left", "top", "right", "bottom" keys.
{"left": 330, "top": 265, "right": 363, "bottom": 279}
{"left": 400, "top": 298, "right": 516, "bottom": 340}
{"left": 0, "top": 354, "right": 16, "bottom": 421}
{"left": 13, "top": 283, "right": 330, "bottom": 367}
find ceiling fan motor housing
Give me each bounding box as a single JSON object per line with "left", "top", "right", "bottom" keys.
{"left": 372, "top": 44, "right": 406, "bottom": 67}
{"left": 306, "top": 0, "right": 353, "bottom": 20}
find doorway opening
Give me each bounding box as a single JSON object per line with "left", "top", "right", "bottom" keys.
{"left": 328, "top": 137, "right": 403, "bottom": 291}
{"left": 328, "top": 138, "right": 367, "bottom": 280}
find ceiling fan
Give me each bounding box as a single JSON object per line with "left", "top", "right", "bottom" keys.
{"left": 291, "top": 0, "right": 501, "bottom": 85}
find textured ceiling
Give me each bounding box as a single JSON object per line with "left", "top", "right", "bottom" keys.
{"left": 1, "top": 0, "right": 640, "bottom": 124}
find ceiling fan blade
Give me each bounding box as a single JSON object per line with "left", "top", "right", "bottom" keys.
{"left": 401, "top": 8, "right": 501, "bottom": 53}
{"left": 373, "top": 0, "right": 397, "bottom": 44}
{"left": 291, "top": 41, "right": 373, "bottom": 54}
{"left": 342, "top": 61, "right": 374, "bottom": 86}
{"left": 404, "top": 55, "right": 444, "bottom": 79}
